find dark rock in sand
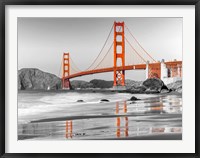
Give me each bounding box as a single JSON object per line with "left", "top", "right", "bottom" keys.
{"left": 77, "top": 100, "right": 84, "bottom": 102}
{"left": 18, "top": 68, "right": 61, "bottom": 90}
{"left": 129, "top": 96, "right": 140, "bottom": 101}
{"left": 100, "top": 99, "right": 109, "bottom": 102}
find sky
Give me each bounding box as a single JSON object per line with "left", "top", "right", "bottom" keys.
{"left": 18, "top": 17, "right": 182, "bottom": 81}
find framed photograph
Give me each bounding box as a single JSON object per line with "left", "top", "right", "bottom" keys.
{"left": 1, "top": 0, "right": 199, "bottom": 157}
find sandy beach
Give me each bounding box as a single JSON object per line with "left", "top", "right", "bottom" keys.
{"left": 18, "top": 91, "right": 182, "bottom": 140}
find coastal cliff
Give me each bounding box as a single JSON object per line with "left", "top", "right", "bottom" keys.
{"left": 126, "top": 78, "right": 169, "bottom": 93}
{"left": 18, "top": 68, "right": 61, "bottom": 90}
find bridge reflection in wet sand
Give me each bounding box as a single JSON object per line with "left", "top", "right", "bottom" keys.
{"left": 115, "top": 102, "right": 128, "bottom": 138}
{"left": 18, "top": 94, "right": 182, "bottom": 140}
{"left": 63, "top": 96, "right": 182, "bottom": 140}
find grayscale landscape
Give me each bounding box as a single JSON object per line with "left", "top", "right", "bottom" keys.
{"left": 18, "top": 17, "right": 182, "bottom": 140}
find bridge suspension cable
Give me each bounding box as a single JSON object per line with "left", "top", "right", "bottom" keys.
{"left": 61, "top": 22, "right": 159, "bottom": 79}
{"left": 85, "top": 24, "right": 114, "bottom": 70}
{"left": 125, "top": 37, "right": 146, "bottom": 63}
{"left": 71, "top": 66, "right": 80, "bottom": 74}
{"left": 92, "top": 42, "right": 114, "bottom": 70}
{"left": 58, "top": 58, "right": 62, "bottom": 78}
{"left": 69, "top": 56, "right": 82, "bottom": 74}
{"left": 125, "top": 24, "right": 156, "bottom": 63}
{"left": 69, "top": 57, "right": 81, "bottom": 74}
{"left": 86, "top": 24, "right": 123, "bottom": 70}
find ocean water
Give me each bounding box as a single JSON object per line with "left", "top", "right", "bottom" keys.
{"left": 18, "top": 91, "right": 182, "bottom": 140}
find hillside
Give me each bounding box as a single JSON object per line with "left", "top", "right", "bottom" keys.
{"left": 18, "top": 68, "right": 61, "bottom": 90}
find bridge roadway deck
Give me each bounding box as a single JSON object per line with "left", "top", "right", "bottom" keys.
{"left": 65, "top": 64, "right": 146, "bottom": 79}
{"left": 64, "top": 61, "right": 182, "bottom": 79}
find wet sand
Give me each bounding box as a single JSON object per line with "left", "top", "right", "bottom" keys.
{"left": 18, "top": 92, "right": 182, "bottom": 140}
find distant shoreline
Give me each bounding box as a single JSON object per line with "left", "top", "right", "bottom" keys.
{"left": 18, "top": 89, "right": 182, "bottom": 96}
{"left": 18, "top": 68, "right": 182, "bottom": 93}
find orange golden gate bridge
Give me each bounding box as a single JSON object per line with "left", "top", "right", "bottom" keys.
{"left": 61, "top": 21, "right": 182, "bottom": 90}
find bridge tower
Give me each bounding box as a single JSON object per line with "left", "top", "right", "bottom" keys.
{"left": 113, "top": 21, "right": 125, "bottom": 89}
{"left": 62, "top": 52, "right": 70, "bottom": 89}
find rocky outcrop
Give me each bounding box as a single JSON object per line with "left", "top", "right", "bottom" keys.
{"left": 125, "top": 80, "right": 145, "bottom": 93}
{"left": 143, "top": 78, "right": 168, "bottom": 93}
{"left": 127, "top": 78, "right": 169, "bottom": 94}
{"left": 125, "top": 79, "right": 143, "bottom": 89}
{"left": 167, "top": 80, "right": 182, "bottom": 93}
{"left": 18, "top": 68, "right": 61, "bottom": 90}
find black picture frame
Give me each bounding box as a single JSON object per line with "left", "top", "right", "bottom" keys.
{"left": 0, "top": 0, "right": 199, "bottom": 157}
